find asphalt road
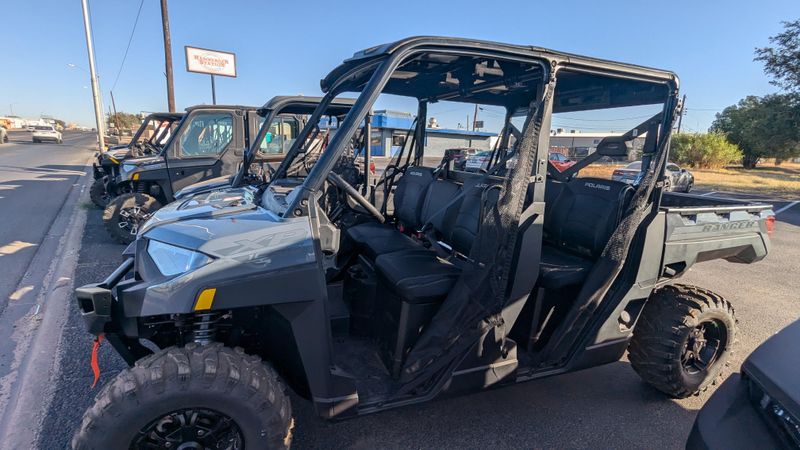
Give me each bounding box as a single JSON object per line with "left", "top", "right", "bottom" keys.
{"left": 0, "top": 131, "right": 93, "bottom": 315}
{"left": 0, "top": 131, "right": 95, "bottom": 448}
{"left": 32, "top": 172, "right": 800, "bottom": 449}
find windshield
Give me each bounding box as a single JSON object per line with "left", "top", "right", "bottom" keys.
{"left": 34, "top": 126, "right": 52, "bottom": 131}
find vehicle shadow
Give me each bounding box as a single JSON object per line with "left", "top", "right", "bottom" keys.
{"left": 291, "top": 360, "right": 701, "bottom": 450}
{"left": 0, "top": 164, "right": 88, "bottom": 177}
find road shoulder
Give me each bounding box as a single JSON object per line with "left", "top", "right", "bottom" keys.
{"left": 0, "top": 154, "right": 92, "bottom": 450}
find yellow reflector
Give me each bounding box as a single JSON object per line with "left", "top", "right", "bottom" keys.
{"left": 109, "top": 156, "right": 119, "bottom": 164}
{"left": 132, "top": 172, "right": 140, "bottom": 181}
{"left": 194, "top": 288, "right": 216, "bottom": 311}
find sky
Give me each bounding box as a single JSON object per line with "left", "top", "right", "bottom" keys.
{"left": 1, "top": 0, "right": 797, "bottom": 132}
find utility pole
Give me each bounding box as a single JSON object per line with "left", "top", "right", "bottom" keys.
{"left": 676, "top": 94, "right": 686, "bottom": 133}
{"left": 160, "top": 0, "right": 176, "bottom": 112}
{"left": 472, "top": 104, "right": 479, "bottom": 131}
{"left": 80, "top": 0, "right": 105, "bottom": 152}
{"left": 110, "top": 91, "right": 118, "bottom": 122}
{"left": 210, "top": 75, "right": 216, "bottom": 105}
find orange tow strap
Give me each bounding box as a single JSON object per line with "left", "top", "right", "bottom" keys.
{"left": 90, "top": 333, "right": 105, "bottom": 388}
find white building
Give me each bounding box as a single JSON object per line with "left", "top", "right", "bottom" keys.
{"left": 0, "top": 116, "right": 27, "bottom": 129}
{"left": 549, "top": 129, "right": 646, "bottom": 161}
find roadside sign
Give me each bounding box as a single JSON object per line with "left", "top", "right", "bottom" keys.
{"left": 184, "top": 46, "right": 236, "bottom": 78}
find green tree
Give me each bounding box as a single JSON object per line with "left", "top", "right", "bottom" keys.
{"left": 670, "top": 133, "right": 743, "bottom": 169}
{"left": 711, "top": 94, "right": 800, "bottom": 168}
{"left": 755, "top": 19, "right": 800, "bottom": 93}
{"left": 106, "top": 112, "right": 141, "bottom": 131}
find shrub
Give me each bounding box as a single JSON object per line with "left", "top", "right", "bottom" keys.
{"left": 670, "top": 132, "right": 743, "bottom": 169}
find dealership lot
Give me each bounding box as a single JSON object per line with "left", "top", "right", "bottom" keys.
{"left": 31, "top": 175, "right": 800, "bottom": 449}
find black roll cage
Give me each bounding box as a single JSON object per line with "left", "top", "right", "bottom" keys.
{"left": 232, "top": 96, "right": 356, "bottom": 187}
{"left": 273, "top": 37, "right": 678, "bottom": 220}
{"left": 129, "top": 113, "right": 183, "bottom": 151}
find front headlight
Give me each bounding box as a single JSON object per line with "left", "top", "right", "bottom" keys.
{"left": 146, "top": 240, "right": 212, "bottom": 276}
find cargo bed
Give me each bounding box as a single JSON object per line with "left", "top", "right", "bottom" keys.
{"left": 658, "top": 192, "right": 774, "bottom": 277}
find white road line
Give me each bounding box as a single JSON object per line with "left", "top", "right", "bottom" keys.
{"left": 699, "top": 191, "right": 716, "bottom": 197}
{"left": 774, "top": 201, "right": 800, "bottom": 215}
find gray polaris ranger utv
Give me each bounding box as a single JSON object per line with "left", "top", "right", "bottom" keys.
{"left": 101, "top": 102, "right": 308, "bottom": 244}
{"left": 90, "top": 112, "right": 183, "bottom": 207}
{"left": 73, "top": 37, "right": 774, "bottom": 449}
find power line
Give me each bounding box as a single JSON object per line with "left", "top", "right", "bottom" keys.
{"left": 110, "top": 0, "right": 145, "bottom": 92}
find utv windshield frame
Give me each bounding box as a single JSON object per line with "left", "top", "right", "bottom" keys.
{"left": 234, "top": 96, "right": 356, "bottom": 186}
{"left": 132, "top": 112, "right": 183, "bottom": 150}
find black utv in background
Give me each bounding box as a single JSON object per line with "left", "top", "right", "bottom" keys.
{"left": 169, "top": 96, "right": 357, "bottom": 202}
{"left": 90, "top": 112, "right": 183, "bottom": 207}
{"left": 138, "top": 96, "right": 358, "bottom": 229}
{"left": 687, "top": 319, "right": 800, "bottom": 449}
{"left": 101, "top": 103, "right": 305, "bottom": 244}
{"left": 74, "top": 37, "right": 774, "bottom": 449}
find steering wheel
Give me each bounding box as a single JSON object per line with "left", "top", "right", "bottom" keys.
{"left": 326, "top": 172, "right": 384, "bottom": 223}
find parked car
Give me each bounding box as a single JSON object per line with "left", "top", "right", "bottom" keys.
{"left": 612, "top": 161, "right": 694, "bottom": 192}
{"left": 72, "top": 36, "right": 774, "bottom": 450}
{"left": 687, "top": 319, "right": 800, "bottom": 449}
{"left": 506, "top": 152, "right": 577, "bottom": 173}
{"left": 548, "top": 152, "right": 576, "bottom": 172}
{"left": 446, "top": 147, "right": 479, "bottom": 170}
{"left": 465, "top": 150, "right": 492, "bottom": 171}
{"left": 31, "top": 125, "right": 62, "bottom": 143}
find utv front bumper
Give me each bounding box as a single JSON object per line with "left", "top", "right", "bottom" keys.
{"left": 75, "top": 256, "right": 156, "bottom": 365}
{"left": 75, "top": 257, "right": 133, "bottom": 335}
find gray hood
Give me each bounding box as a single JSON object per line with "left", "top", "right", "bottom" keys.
{"left": 140, "top": 186, "right": 258, "bottom": 237}
{"left": 174, "top": 175, "right": 234, "bottom": 200}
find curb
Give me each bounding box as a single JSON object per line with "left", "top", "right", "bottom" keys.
{"left": 0, "top": 154, "right": 93, "bottom": 450}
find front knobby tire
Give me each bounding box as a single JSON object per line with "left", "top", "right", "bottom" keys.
{"left": 72, "top": 343, "right": 293, "bottom": 450}
{"left": 628, "top": 284, "right": 736, "bottom": 398}
{"left": 89, "top": 178, "right": 110, "bottom": 208}
{"left": 102, "top": 193, "right": 160, "bottom": 244}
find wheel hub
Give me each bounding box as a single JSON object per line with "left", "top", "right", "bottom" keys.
{"left": 682, "top": 319, "right": 726, "bottom": 375}
{"left": 132, "top": 408, "right": 243, "bottom": 450}
{"left": 118, "top": 205, "right": 152, "bottom": 235}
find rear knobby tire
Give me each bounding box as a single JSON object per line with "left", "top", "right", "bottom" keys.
{"left": 628, "top": 284, "right": 736, "bottom": 398}
{"left": 89, "top": 178, "right": 110, "bottom": 208}
{"left": 71, "top": 343, "right": 293, "bottom": 450}
{"left": 102, "top": 193, "right": 161, "bottom": 244}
